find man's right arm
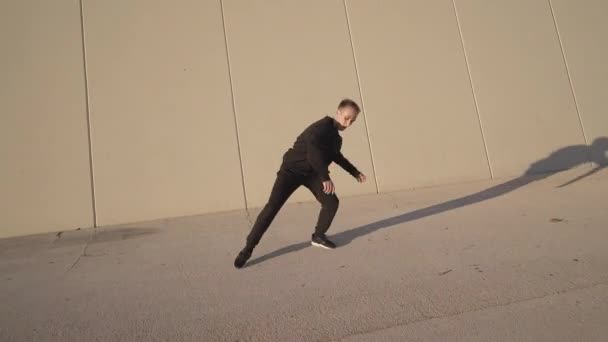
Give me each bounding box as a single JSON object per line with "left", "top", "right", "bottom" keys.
{"left": 306, "top": 130, "right": 331, "bottom": 182}
{"left": 306, "top": 126, "right": 336, "bottom": 194}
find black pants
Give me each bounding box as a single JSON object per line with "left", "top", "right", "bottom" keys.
{"left": 245, "top": 170, "right": 339, "bottom": 250}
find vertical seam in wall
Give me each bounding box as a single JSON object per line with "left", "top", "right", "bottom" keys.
{"left": 79, "top": 0, "right": 97, "bottom": 227}
{"left": 220, "top": 0, "right": 250, "bottom": 215}
{"left": 548, "top": 0, "right": 588, "bottom": 146}
{"left": 451, "top": 0, "right": 494, "bottom": 179}
{"left": 343, "top": 0, "right": 380, "bottom": 193}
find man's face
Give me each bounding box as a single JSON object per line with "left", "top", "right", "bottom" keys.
{"left": 335, "top": 106, "right": 359, "bottom": 131}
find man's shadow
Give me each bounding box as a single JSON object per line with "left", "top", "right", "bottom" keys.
{"left": 245, "top": 137, "right": 608, "bottom": 267}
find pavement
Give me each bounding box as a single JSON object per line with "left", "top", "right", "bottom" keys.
{"left": 1, "top": 167, "right": 607, "bottom": 342}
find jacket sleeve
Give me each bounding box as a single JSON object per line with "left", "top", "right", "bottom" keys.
{"left": 306, "top": 130, "right": 331, "bottom": 181}
{"left": 334, "top": 151, "right": 360, "bottom": 178}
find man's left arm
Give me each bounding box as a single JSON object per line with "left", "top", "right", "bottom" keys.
{"left": 334, "top": 152, "right": 361, "bottom": 179}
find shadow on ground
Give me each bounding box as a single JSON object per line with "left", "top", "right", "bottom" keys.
{"left": 246, "top": 138, "right": 608, "bottom": 267}
{"left": 47, "top": 227, "right": 160, "bottom": 248}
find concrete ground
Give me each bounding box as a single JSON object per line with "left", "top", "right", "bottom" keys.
{"left": 1, "top": 167, "right": 607, "bottom": 342}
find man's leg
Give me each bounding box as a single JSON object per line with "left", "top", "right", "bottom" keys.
{"left": 235, "top": 171, "right": 301, "bottom": 268}
{"left": 303, "top": 176, "right": 340, "bottom": 248}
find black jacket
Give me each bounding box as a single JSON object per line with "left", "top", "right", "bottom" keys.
{"left": 280, "top": 116, "right": 360, "bottom": 181}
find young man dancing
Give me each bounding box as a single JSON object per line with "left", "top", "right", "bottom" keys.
{"left": 234, "top": 99, "right": 367, "bottom": 268}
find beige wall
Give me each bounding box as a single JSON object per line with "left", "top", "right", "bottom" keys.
{"left": 550, "top": 0, "right": 608, "bottom": 164}
{"left": 222, "top": 0, "right": 377, "bottom": 207}
{"left": 83, "top": 0, "right": 244, "bottom": 226}
{"left": 453, "top": 0, "right": 586, "bottom": 177}
{"left": 346, "top": 0, "right": 491, "bottom": 191}
{"left": 2, "top": 0, "right": 606, "bottom": 237}
{"left": 1, "top": 0, "right": 94, "bottom": 238}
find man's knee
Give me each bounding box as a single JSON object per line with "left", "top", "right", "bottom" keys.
{"left": 323, "top": 195, "right": 339, "bottom": 210}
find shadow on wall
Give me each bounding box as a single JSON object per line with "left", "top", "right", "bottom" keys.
{"left": 245, "top": 137, "right": 608, "bottom": 267}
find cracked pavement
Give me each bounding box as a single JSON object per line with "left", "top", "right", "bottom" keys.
{"left": 1, "top": 168, "right": 607, "bottom": 341}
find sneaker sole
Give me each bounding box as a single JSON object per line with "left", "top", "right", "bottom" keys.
{"left": 311, "top": 241, "right": 335, "bottom": 250}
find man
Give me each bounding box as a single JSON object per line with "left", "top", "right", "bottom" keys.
{"left": 234, "top": 99, "right": 367, "bottom": 269}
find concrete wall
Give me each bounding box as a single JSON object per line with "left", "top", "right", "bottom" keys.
{"left": 222, "top": 0, "right": 376, "bottom": 207}
{"left": 346, "top": 0, "right": 491, "bottom": 192}
{"left": 82, "top": 0, "right": 244, "bottom": 226}
{"left": 1, "top": 0, "right": 94, "bottom": 237}
{"left": 454, "top": 0, "right": 586, "bottom": 176}
{"left": 550, "top": 0, "right": 608, "bottom": 163}
{"left": 2, "top": 0, "right": 607, "bottom": 238}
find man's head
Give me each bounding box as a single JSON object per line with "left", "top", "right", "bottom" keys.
{"left": 334, "top": 99, "right": 360, "bottom": 131}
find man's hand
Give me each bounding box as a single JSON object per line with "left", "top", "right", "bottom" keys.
{"left": 322, "top": 180, "right": 335, "bottom": 194}
{"left": 356, "top": 173, "right": 367, "bottom": 183}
